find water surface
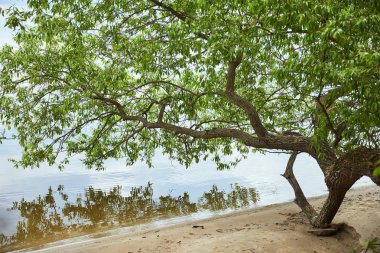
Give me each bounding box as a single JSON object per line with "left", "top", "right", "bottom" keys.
{"left": 0, "top": 140, "right": 373, "bottom": 252}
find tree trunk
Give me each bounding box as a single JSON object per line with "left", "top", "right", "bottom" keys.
{"left": 282, "top": 152, "right": 318, "bottom": 223}
{"left": 283, "top": 148, "right": 380, "bottom": 230}
{"left": 313, "top": 162, "right": 362, "bottom": 227}
{"left": 312, "top": 183, "right": 355, "bottom": 227}
{"left": 312, "top": 147, "right": 380, "bottom": 227}
{"left": 369, "top": 174, "right": 380, "bottom": 186}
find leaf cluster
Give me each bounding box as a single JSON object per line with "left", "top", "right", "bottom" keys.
{"left": 0, "top": 0, "right": 379, "bottom": 169}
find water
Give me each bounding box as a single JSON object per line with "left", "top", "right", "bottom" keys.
{"left": 0, "top": 140, "right": 373, "bottom": 252}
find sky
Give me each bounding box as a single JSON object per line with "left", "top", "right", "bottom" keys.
{"left": 0, "top": 0, "right": 27, "bottom": 46}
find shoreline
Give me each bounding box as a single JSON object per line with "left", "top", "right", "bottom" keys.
{"left": 12, "top": 184, "right": 380, "bottom": 253}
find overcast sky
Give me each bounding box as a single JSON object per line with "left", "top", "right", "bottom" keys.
{"left": 0, "top": 0, "right": 28, "bottom": 46}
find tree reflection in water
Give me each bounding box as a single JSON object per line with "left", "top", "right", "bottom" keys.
{"left": 0, "top": 183, "right": 258, "bottom": 252}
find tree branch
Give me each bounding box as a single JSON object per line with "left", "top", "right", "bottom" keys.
{"left": 226, "top": 53, "right": 243, "bottom": 93}
{"left": 224, "top": 53, "right": 268, "bottom": 138}
{"left": 158, "top": 103, "right": 166, "bottom": 123}
{"left": 148, "top": 0, "right": 209, "bottom": 40}
{"left": 91, "top": 92, "right": 148, "bottom": 125}
{"left": 149, "top": 0, "right": 188, "bottom": 21}
{"left": 282, "top": 152, "right": 318, "bottom": 223}
{"left": 315, "top": 96, "right": 344, "bottom": 148}
{"left": 148, "top": 122, "right": 317, "bottom": 157}
{"left": 90, "top": 90, "right": 320, "bottom": 157}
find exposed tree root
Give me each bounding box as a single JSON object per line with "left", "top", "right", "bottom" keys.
{"left": 307, "top": 223, "right": 346, "bottom": 236}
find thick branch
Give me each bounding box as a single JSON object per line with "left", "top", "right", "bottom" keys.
{"left": 224, "top": 54, "right": 268, "bottom": 138}
{"left": 147, "top": 123, "right": 318, "bottom": 157}
{"left": 226, "top": 91, "right": 268, "bottom": 138}
{"left": 282, "top": 152, "right": 318, "bottom": 223}
{"left": 226, "top": 53, "right": 243, "bottom": 93}
{"left": 91, "top": 92, "right": 321, "bottom": 156}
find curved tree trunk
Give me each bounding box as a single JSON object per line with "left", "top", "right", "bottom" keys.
{"left": 312, "top": 176, "right": 360, "bottom": 227}
{"left": 283, "top": 148, "right": 379, "bottom": 230}
{"left": 313, "top": 159, "right": 364, "bottom": 227}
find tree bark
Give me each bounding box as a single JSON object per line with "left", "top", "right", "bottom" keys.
{"left": 283, "top": 148, "right": 380, "bottom": 229}
{"left": 369, "top": 173, "right": 380, "bottom": 186}
{"left": 312, "top": 187, "right": 351, "bottom": 227}
{"left": 282, "top": 152, "right": 318, "bottom": 222}
{"left": 312, "top": 162, "right": 362, "bottom": 227}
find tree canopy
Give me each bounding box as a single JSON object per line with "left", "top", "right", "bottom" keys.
{"left": 0, "top": 0, "right": 379, "bottom": 171}
{"left": 1, "top": 0, "right": 380, "bottom": 228}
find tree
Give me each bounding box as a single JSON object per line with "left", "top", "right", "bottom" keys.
{"left": 0, "top": 0, "right": 379, "bottom": 229}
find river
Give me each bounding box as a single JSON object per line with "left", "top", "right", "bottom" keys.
{"left": 0, "top": 139, "right": 373, "bottom": 252}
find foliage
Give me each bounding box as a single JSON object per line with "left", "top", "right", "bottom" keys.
{"left": 374, "top": 160, "right": 380, "bottom": 176}
{"left": 0, "top": 0, "right": 379, "bottom": 170}
{"left": 352, "top": 237, "right": 380, "bottom": 253}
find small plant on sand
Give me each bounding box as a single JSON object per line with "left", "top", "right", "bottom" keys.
{"left": 353, "top": 238, "right": 380, "bottom": 253}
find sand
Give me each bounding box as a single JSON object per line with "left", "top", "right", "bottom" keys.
{"left": 26, "top": 186, "right": 380, "bottom": 253}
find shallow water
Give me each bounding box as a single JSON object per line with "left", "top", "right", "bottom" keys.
{"left": 0, "top": 140, "right": 373, "bottom": 252}
{"left": 0, "top": 182, "right": 261, "bottom": 252}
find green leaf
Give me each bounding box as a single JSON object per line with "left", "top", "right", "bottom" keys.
{"left": 374, "top": 160, "right": 380, "bottom": 177}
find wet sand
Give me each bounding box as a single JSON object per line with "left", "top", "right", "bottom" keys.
{"left": 24, "top": 185, "right": 380, "bottom": 253}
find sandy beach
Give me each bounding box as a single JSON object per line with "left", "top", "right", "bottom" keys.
{"left": 24, "top": 185, "right": 380, "bottom": 253}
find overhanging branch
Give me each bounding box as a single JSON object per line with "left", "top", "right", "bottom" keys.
{"left": 91, "top": 87, "right": 319, "bottom": 156}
